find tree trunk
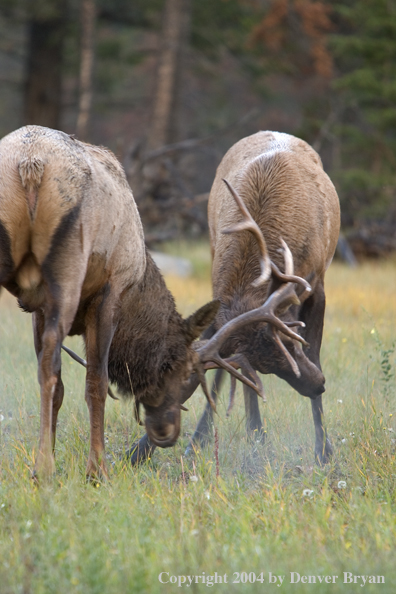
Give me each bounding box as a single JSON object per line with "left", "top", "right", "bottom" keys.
{"left": 136, "top": 0, "right": 192, "bottom": 210}
{"left": 146, "top": 0, "right": 191, "bottom": 151}
{"left": 76, "top": 0, "right": 96, "bottom": 140}
{"left": 23, "top": 4, "right": 66, "bottom": 129}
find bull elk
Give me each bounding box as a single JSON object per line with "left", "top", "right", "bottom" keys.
{"left": 0, "top": 125, "right": 227, "bottom": 480}
{"left": 130, "top": 131, "right": 340, "bottom": 465}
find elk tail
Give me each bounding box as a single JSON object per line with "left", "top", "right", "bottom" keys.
{"left": 18, "top": 156, "right": 45, "bottom": 220}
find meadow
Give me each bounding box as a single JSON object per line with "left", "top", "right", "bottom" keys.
{"left": 0, "top": 243, "right": 395, "bottom": 593}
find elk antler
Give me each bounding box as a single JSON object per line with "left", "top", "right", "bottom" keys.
{"left": 194, "top": 180, "right": 312, "bottom": 400}
{"left": 203, "top": 353, "right": 265, "bottom": 415}
{"left": 222, "top": 179, "right": 311, "bottom": 299}
{"left": 222, "top": 179, "right": 272, "bottom": 287}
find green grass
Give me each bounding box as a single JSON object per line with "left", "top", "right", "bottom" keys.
{"left": 0, "top": 253, "right": 395, "bottom": 593}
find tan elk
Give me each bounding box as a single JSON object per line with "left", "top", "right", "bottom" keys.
{"left": 130, "top": 130, "right": 340, "bottom": 465}
{"left": 0, "top": 125, "right": 226, "bottom": 480}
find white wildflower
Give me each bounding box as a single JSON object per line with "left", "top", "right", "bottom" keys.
{"left": 189, "top": 475, "right": 198, "bottom": 483}
{"left": 337, "top": 399, "right": 343, "bottom": 404}
{"left": 302, "top": 489, "right": 314, "bottom": 498}
{"left": 338, "top": 481, "right": 347, "bottom": 489}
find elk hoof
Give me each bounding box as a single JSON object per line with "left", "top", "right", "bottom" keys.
{"left": 33, "top": 452, "right": 56, "bottom": 484}
{"left": 314, "top": 438, "right": 333, "bottom": 465}
{"left": 184, "top": 443, "right": 195, "bottom": 457}
{"left": 85, "top": 458, "right": 109, "bottom": 483}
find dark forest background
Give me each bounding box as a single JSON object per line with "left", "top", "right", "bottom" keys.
{"left": 0, "top": 0, "right": 395, "bottom": 257}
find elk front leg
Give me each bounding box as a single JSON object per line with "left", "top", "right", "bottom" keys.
{"left": 311, "top": 395, "right": 332, "bottom": 464}
{"left": 242, "top": 369, "right": 264, "bottom": 443}
{"left": 84, "top": 366, "right": 108, "bottom": 480}
{"left": 300, "top": 280, "right": 332, "bottom": 464}
{"left": 127, "top": 434, "right": 155, "bottom": 466}
{"left": 84, "top": 288, "right": 116, "bottom": 480}
{"left": 185, "top": 368, "right": 224, "bottom": 456}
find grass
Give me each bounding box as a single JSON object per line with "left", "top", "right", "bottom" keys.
{"left": 0, "top": 248, "right": 395, "bottom": 593}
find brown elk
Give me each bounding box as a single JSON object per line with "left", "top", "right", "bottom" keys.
{"left": 0, "top": 125, "right": 227, "bottom": 480}
{"left": 130, "top": 130, "right": 340, "bottom": 466}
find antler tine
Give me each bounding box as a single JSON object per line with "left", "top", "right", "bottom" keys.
{"left": 134, "top": 400, "right": 145, "bottom": 426}
{"left": 271, "top": 238, "right": 312, "bottom": 300}
{"left": 61, "top": 344, "right": 119, "bottom": 400}
{"left": 222, "top": 179, "right": 271, "bottom": 286}
{"left": 202, "top": 353, "right": 265, "bottom": 412}
{"left": 196, "top": 363, "right": 217, "bottom": 412}
{"left": 270, "top": 327, "right": 301, "bottom": 378}
{"left": 203, "top": 356, "right": 265, "bottom": 399}
{"left": 280, "top": 238, "right": 294, "bottom": 275}
{"left": 271, "top": 261, "right": 312, "bottom": 301}
{"left": 224, "top": 353, "right": 265, "bottom": 400}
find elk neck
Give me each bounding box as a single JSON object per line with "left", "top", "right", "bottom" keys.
{"left": 107, "top": 249, "right": 190, "bottom": 402}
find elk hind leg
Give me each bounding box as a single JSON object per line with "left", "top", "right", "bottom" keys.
{"left": 33, "top": 310, "right": 64, "bottom": 453}
{"left": 34, "top": 312, "right": 64, "bottom": 480}
{"left": 33, "top": 273, "right": 86, "bottom": 480}
{"left": 84, "top": 287, "right": 117, "bottom": 480}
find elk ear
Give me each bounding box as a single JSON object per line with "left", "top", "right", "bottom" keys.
{"left": 184, "top": 299, "right": 220, "bottom": 342}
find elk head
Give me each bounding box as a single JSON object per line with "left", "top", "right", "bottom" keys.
{"left": 130, "top": 299, "right": 221, "bottom": 448}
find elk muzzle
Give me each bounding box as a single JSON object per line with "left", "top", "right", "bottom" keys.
{"left": 283, "top": 346, "right": 326, "bottom": 399}
{"left": 144, "top": 404, "right": 181, "bottom": 448}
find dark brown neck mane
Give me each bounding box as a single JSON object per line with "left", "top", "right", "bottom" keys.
{"left": 108, "top": 250, "right": 189, "bottom": 402}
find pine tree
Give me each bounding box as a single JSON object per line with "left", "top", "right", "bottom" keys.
{"left": 330, "top": 0, "right": 396, "bottom": 223}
